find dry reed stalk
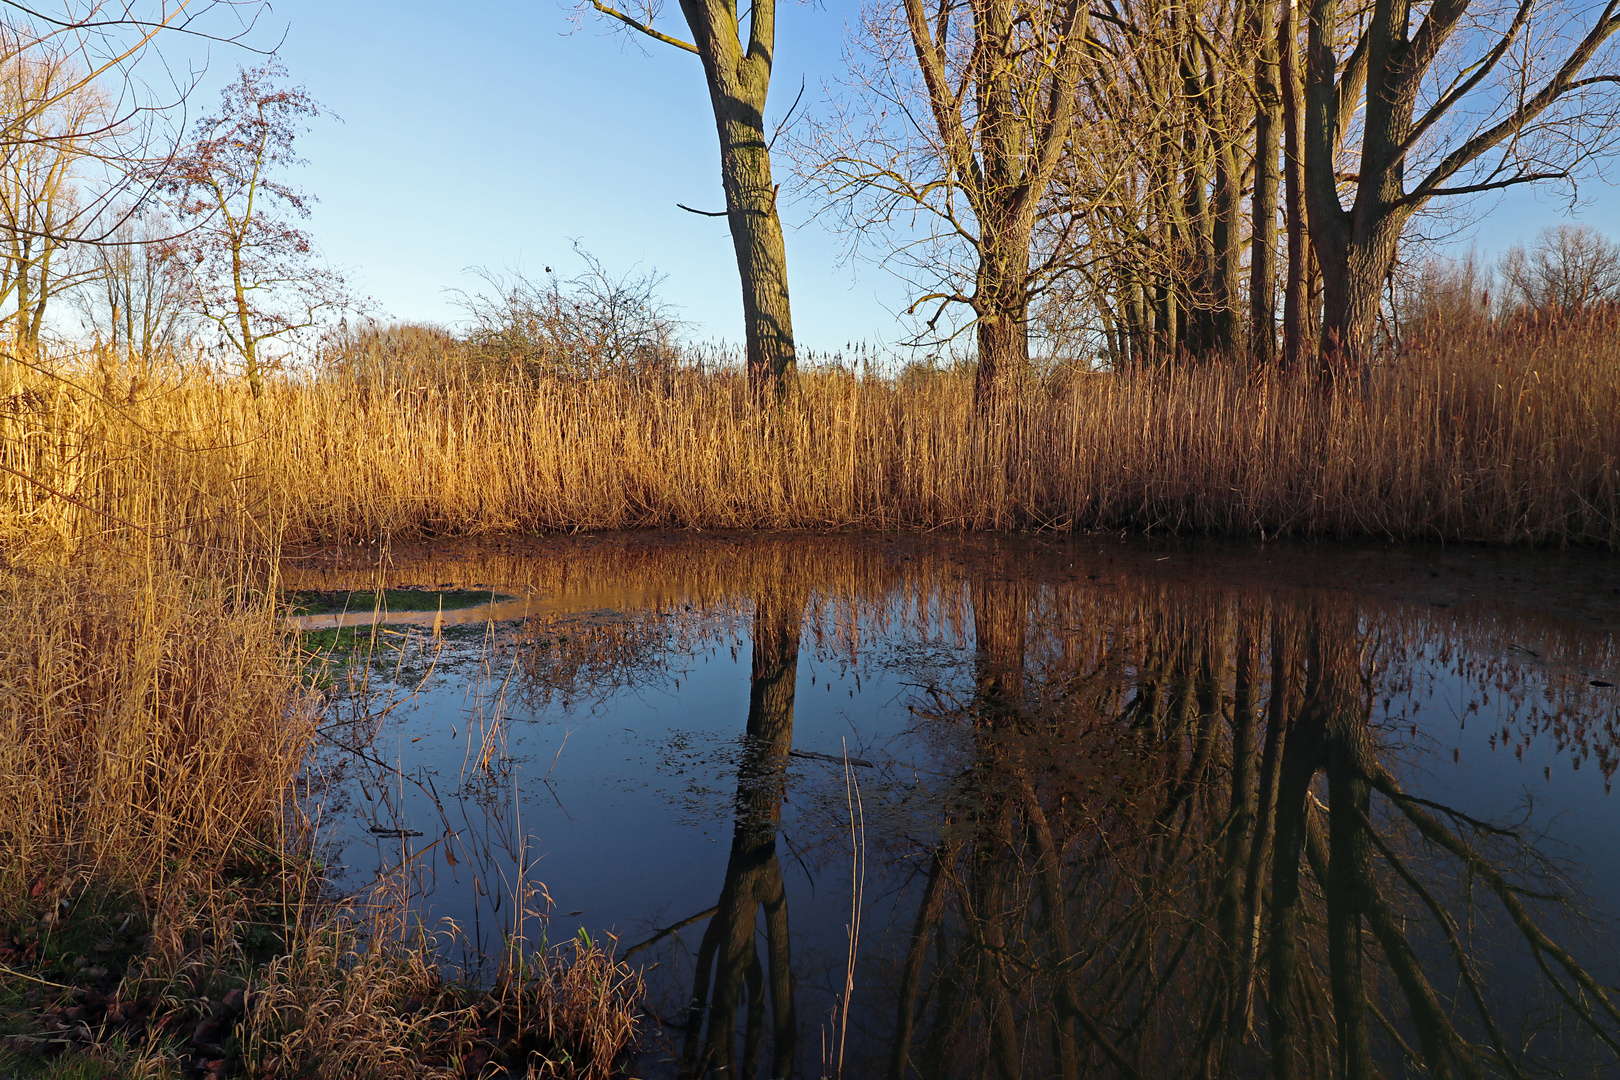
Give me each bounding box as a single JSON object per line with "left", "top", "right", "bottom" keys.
{"left": 832, "top": 739, "right": 867, "bottom": 1080}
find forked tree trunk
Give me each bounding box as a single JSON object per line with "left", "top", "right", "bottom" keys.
{"left": 1305, "top": 0, "right": 1407, "bottom": 377}
{"left": 677, "top": 0, "right": 797, "bottom": 400}
{"left": 1315, "top": 222, "right": 1403, "bottom": 373}
{"left": 1295, "top": 0, "right": 1620, "bottom": 375}
{"left": 901, "top": 0, "right": 1088, "bottom": 409}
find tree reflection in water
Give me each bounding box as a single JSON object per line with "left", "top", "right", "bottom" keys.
{"left": 877, "top": 564, "right": 1620, "bottom": 1080}
{"left": 654, "top": 548, "right": 1619, "bottom": 1079}
{"left": 285, "top": 537, "right": 1620, "bottom": 1079}
{"left": 677, "top": 578, "right": 806, "bottom": 1079}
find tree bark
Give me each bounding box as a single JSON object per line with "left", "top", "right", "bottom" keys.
{"left": 1280, "top": 0, "right": 1312, "bottom": 371}
{"left": 1251, "top": 0, "right": 1283, "bottom": 366}
{"left": 975, "top": 224, "right": 1033, "bottom": 404}
{"left": 677, "top": 0, "right": 797, "bottom": 400}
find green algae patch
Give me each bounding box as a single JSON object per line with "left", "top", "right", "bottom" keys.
{"left": 285, "top": 587, "right": 506, "bottom": 618}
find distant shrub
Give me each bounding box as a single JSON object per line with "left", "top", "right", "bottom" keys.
{"left": 451, "top": 245, "right": 685, "bottom": 386}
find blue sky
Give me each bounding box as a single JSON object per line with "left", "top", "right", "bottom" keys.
{"left": 174, "top": 0, "right": 1620, "bottom": 351}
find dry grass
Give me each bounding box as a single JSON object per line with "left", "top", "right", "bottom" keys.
{"left": 0, "top": 560, "right": 312, "bottom": 910}
{"left": 269, "top": 315, "right": 1620, "bottom": 543}
{"left": 4, "top": 312, "right": 1617, "bottom": 555}
{"left": 244, "top": 920, "right": 643, "bottom": 1079}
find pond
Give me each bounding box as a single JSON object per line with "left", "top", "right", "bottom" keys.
{"left": 281, "top": 533, "right": 1620, "bottom": 1079}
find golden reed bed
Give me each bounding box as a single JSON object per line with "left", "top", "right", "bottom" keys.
{"left": 3, "top": 311, "right": 1618, "bottom": 560}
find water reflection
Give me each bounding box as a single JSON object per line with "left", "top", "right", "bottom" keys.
{"left": 283, "top": 536, "right": 1620, "bottom": 1078}
{"left": 671, "top": 579, "right": 806, "bottom": 1078}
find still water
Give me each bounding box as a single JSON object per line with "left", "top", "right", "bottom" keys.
{"left": 283, "top": 533, "right": 1620, "bottom": 1079}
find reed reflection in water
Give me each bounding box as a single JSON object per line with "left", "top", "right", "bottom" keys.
{"left": 285, "top": 536, "right": 1620, "bottom": 1079}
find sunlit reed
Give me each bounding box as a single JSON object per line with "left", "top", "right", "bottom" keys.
{"left": 4, "top": 313, "right": 1615, "bottom": 558}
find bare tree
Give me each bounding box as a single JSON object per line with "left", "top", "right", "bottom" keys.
{"left": 1499, "top": 223, "right": 1620, "bottom": 314}
{"left": 161, "top": 62, "right": 353, "bottom": 399}
{"left": 0, "top": 35, "right": 113, "bottom": 352}
{"left": 1303, "top": 0, "right": 1620, "bottom": 372}
{"left": 797, "top": 0, "right": 1092, "bottom": 404}
{"left": 584, "top": 0, "right": 796, "bottom": 399}
{"left": 73, "top": 206, "right": 189, "bottom": 360}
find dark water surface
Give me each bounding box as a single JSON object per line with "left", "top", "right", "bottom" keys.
{"left": 282, "top": 533, "right": 1620, "bottom": 1079}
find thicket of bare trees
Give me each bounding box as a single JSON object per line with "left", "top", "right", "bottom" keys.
{"left": 1500, "top": 224, "right": 1620, "bottom": 313}
{"left": 0, "top": 35, "right": 110, "bottom": 354}
{"left": 795, "top": 0, "right": 1620, "bottom": 384}
{"left": 71, "top": 207, "right": 189, "bottom": 359}
{"left": 0, "top": 6, "right": 357, "bottom": 389}
{"left": 453, "top": 247, "right": 686, "bottom": 383}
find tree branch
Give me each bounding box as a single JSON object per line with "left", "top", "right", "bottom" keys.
{"left": 1412, "top": 1, "right": 1620, "bottom": 200}
{"left": 1392, "top": 170, "right": 1565, "bottom": 210}
{"left": 589, "top": 0, "right": 699, "bottom": 54}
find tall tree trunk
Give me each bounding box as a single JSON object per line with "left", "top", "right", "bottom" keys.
{"left": 1251, "top": 0, "right": 1283, "bottom": 366}
{"left": 231, "top": 239, "right": 263, "bottom": 401}
{"left": 975, "top": 221, "right": 1032, "bottom": 405}
{"left": 715, "top": 101, "right": 797, "bottom": 398}
{"left": 1280, "top": 0, "right": 1311, "bottom": 371}
{"left": 677, "top": 0, "right": 797, "bottom": 400}
{"left": 1182, "top": 112, "right": 1215, "bottom": 353}
{"left": 25, "top": 241, "right": 51, "bottom": 351}
{"left": 969, "top": 0, "right": 1039, "bottom": 405}
{"left": 1155, "top": 181, "right": 1183, "bottom": 361}
{"left": 13, "top": 238, "right": 31, "bottom": 355}
{"left": 1212, "top": 128, "right": 1243, "bottom": 354}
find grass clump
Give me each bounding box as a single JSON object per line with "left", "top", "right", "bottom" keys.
{"left": 0, "top": 562, "right": 311, "bottom": 912}
{"left": 244, "top": 924, "right": 642, "bottom": 1079}
{"left": 0, "top": 374, "right": 645, "bottom": 1077}
{"left": 0, "top": 561, "right": 646, "bottom": 1077}
{"left": 0, "top": 556, "right": 314, "bottom": 1077}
